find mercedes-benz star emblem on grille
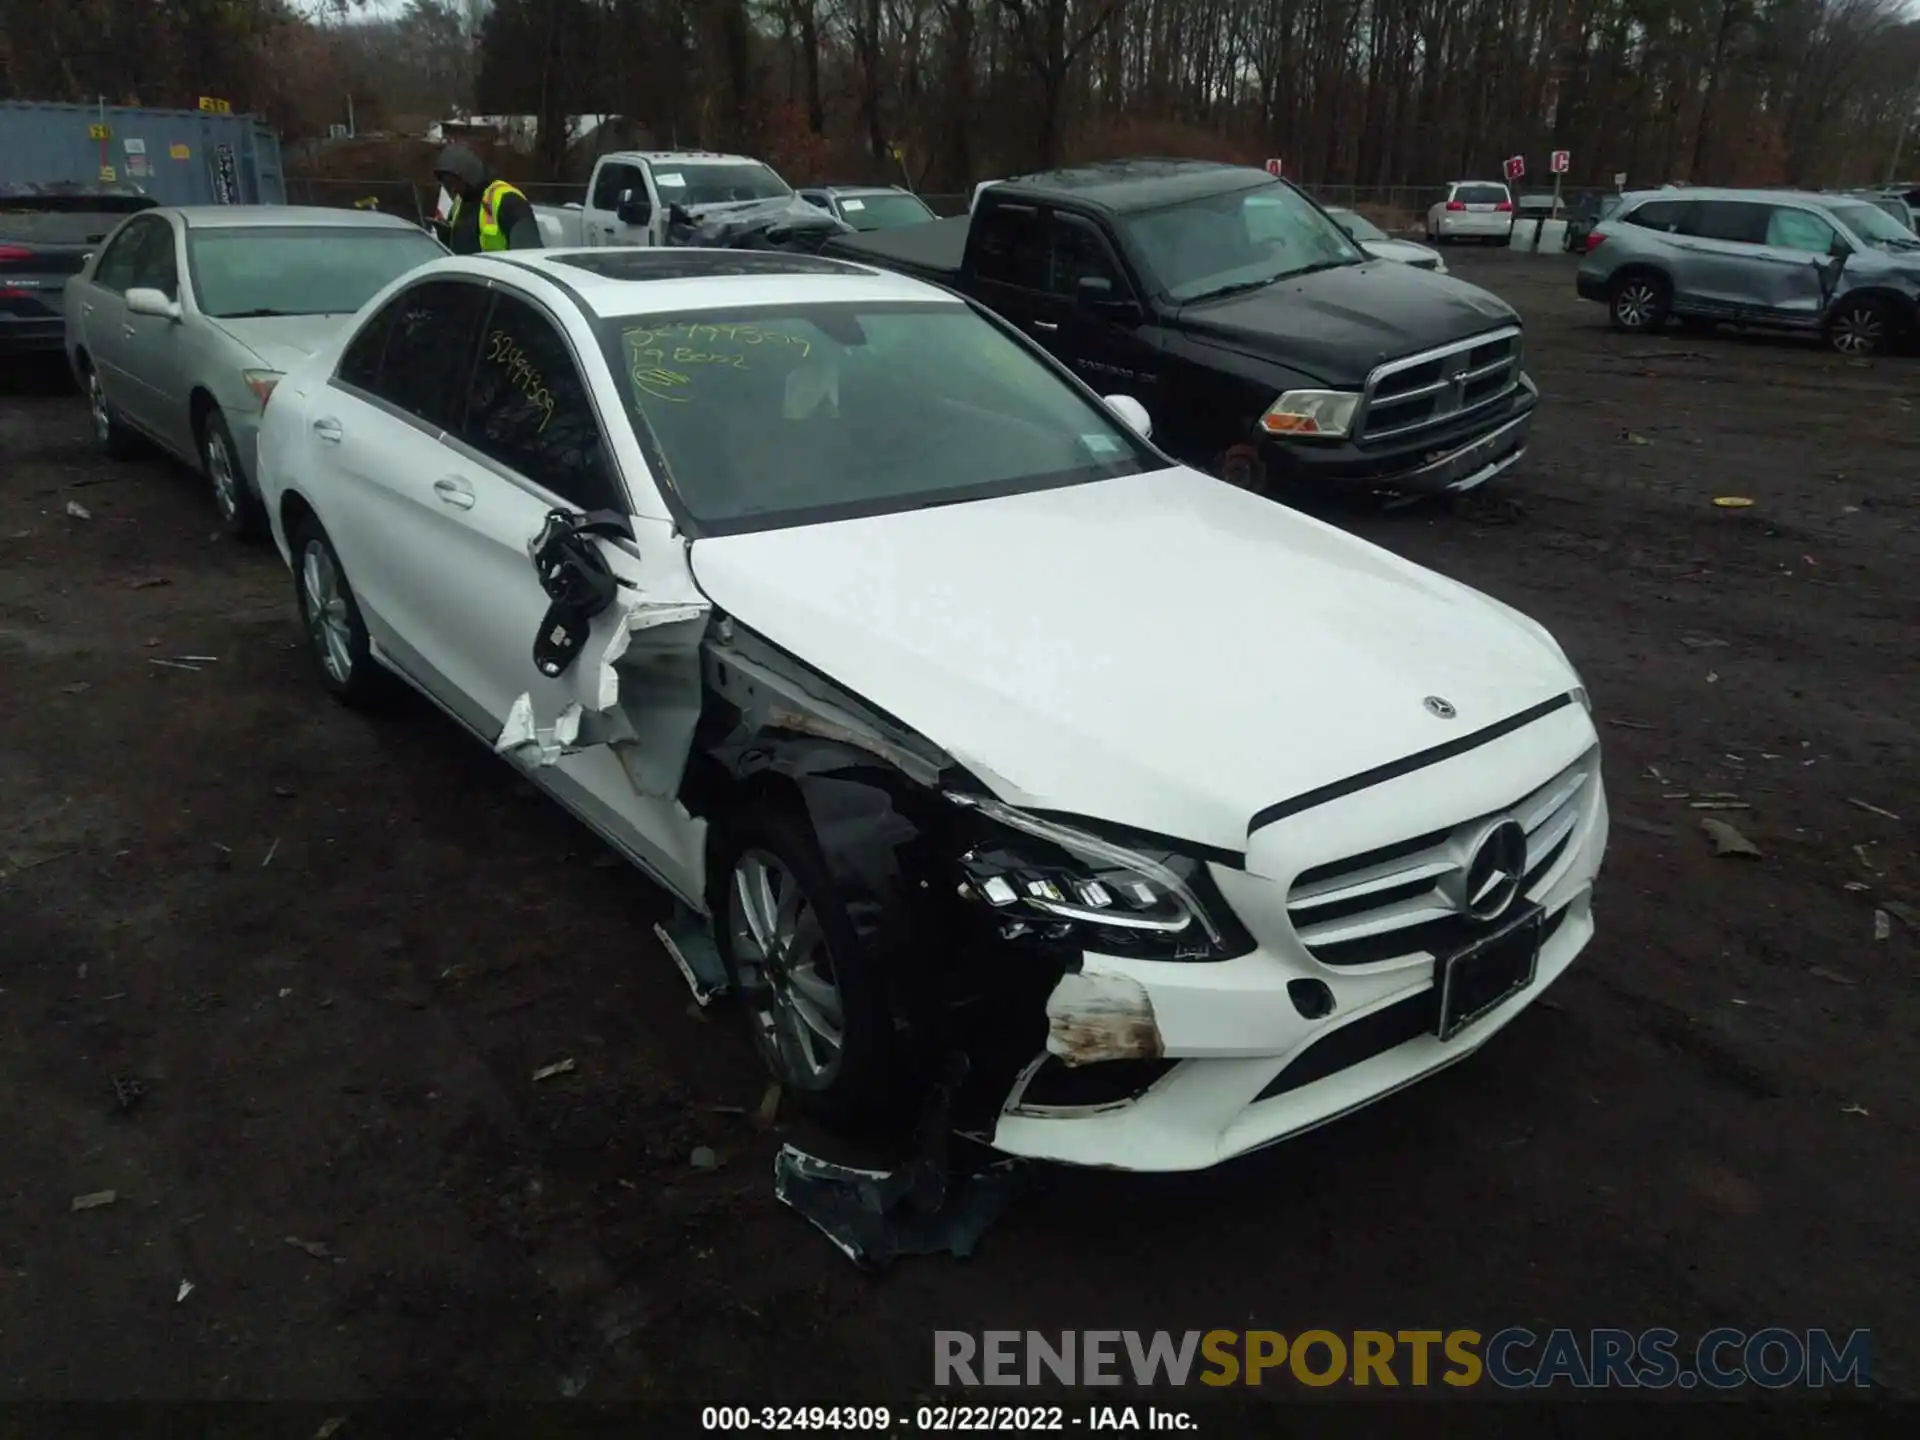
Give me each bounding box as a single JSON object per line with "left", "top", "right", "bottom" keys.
{"left": 1423, "top": 695, "right": 1457, "bottom": 718}
{"left": 1462, "top": 819, "right": 1528, "bottom": 922}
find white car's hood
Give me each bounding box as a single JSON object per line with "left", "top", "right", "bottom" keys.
{"left": 1361, "top": 237, "right": 1444, "bottom": 268}
{"left": 689, "top": 468, "right": 1579, "bottom": 854}
{"left": 211, "top": 314, "right": 354, "bottom": 373}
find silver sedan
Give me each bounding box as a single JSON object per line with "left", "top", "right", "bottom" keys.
{"left": 62, "top": 205, "right": 446, "bottom": 537}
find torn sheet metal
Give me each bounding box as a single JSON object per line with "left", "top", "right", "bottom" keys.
{"left": 772, "top": 1144, "right": 1024, "bottom": 1269}
{"left": 655, "top": 905, "right": 730, "bottom": 1005}
{"left": 1045, "top": 970, "right": 1165, "bottom": 1066}
{"left": 667, "top": 196, "right": 852, "bottom": 253}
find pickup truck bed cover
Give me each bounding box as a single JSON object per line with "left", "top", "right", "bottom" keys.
{"left": 823, "top": 214, "right": 966, "bottom": 283}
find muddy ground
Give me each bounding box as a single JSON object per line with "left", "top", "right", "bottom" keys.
{"left": 1, "top": 250, "right": 1915, "bottom": 1422}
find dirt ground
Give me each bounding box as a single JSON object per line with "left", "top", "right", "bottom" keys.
{"left": 2, "top": 249, "right": 1915, "bottom": 1421}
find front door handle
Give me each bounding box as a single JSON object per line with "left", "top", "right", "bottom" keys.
{"left": 83, "top": 302, "right": 95, "bottom": 316}
{"left": 433, "top": 476, "right": 475, "bottom": 510}
{"left": 1031, "top": 320, "right": 1059, "bottom": 333}
{"left": 311, "top": 417, "right": 342, "bottom": 443}
{"left": 121, "top": 325, "right": 135, "bottom": 339}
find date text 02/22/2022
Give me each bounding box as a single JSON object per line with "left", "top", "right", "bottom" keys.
{"left": 699, "top": 1405, "right": 1198, "bottom": 1431}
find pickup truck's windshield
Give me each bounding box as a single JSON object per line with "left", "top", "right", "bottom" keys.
{"left": 1123, "top": 182, "right": 1363, "bottom": 302}
{"left": 599, "top": 302, "right": 1151, "bottom": 534}
{"left": 653, "top": 162, "right": 791, "bottom": 208}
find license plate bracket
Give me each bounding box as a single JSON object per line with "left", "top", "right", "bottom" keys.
{"left": 1434, "top": 905, "right": 1542, "bottom": 1041}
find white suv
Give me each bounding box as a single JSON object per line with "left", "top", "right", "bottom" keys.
{"left": 1427, "top": 181, "right": 1516, "bottom": 244}
{"left": 255, "top": 247, "right": 1608, "bottom": 1173}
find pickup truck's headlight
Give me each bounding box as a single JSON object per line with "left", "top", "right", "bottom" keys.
{"left": 946, "top": 793, "right": 1254, "bottom": 961}
{"left": 1259, "top": 389, "right": 1359, "bottom": 438}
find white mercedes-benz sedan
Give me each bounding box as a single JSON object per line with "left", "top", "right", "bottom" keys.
{"left": 254, "top": 247, "right": 1608, "bottom": 1172}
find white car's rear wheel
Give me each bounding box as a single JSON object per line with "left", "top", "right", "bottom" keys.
{"left": 289, "top": 515, "right": 395, "bottom": 709}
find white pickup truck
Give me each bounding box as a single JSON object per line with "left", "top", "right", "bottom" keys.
{"left": 530, "top": 150, "right": 838, "bottom": 249}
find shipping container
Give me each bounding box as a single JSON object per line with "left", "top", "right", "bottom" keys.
{"left": 0, "top": 100, "right": 285, "bottom": 207}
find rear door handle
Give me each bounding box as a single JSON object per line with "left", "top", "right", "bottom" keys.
{"left": 433, "top": 476, "right": 475, "bottom": 510}
{"left": 311, "top": 417, "right": 342, "bottom": 443}
{"left": 1031, "top": 320, "right": 1059, "bottom": 333}
{"left": 83, "top": 302, "right": 95, "bottom": 316}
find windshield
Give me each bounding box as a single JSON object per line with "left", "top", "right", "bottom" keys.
{"left": 1830, "top": 201, "right": 1918, "bottom": 246}
{"left": 839, "top": 192, "right": 935, "bottom": 230}
{"left": 188, "top": 226, "right": 446, "bottom": 318}
{"left": 0, "top": 193, "right": 156, "bottom": 243}
{"left": 600, "top": 303, "right": 1151, "bottom": 533}
{"left": 1325, "top": 207, "right": 1386, "bottom": 242}
{"left": 1124, "top": 183, "right": 1363, "bottom": 302}
{"left": 653, "top": 162, "right": 791, "bottom": 208}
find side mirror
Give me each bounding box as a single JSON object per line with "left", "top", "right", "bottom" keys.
{"left": 615, "top": 196, "right": 652, "bottom": 226}
{"left": 1078, "top": 274, "right": 1139, "bottom": 322}
{"left": 1828, "top": 238, "right": 1851, "bottom": 262}
{"left": 126, "top": 286, "right": 180, "bottom": 321}
{"left": 1104, "top": 394, "right": 1152, "bottom": 439}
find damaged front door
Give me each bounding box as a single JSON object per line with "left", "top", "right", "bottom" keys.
{"left": 436, "top": 286, "right": 711, "bottom": 897}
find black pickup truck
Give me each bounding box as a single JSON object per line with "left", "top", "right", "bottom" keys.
{"left": 822, "top": 159, "right": 1537, "bottom": 498}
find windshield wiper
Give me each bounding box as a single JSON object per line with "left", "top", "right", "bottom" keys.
{"left": 218, "top": 308, "right": 297, "bottom": 318}
{"left": 1187, "top": 276, "right": 1284, "bottom": 303}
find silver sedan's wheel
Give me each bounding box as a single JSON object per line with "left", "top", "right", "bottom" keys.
{"left": 205, "top": 425, "right": 240, "bottom": 525}
{"left": 88, "top": 369, "right": 111, "bottom": 444}
{"left": 1828, "top": 303, "right": 1885, "bottom": 357}
{"left": 728, "top": 848, "right": 844, "bottom": 1089}
{"left": 301, "top": 538, "right": 354, "bottom": 686}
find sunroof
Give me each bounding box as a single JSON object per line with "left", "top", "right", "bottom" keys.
{"left": 549, "top": 251, "right": 865, "bottom": 281}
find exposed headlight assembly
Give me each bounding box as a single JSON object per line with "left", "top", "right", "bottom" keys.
{"left": 242, "top": 368, "right": 283, "bottom": 407}
{"left": 946, "top": 792, "right": 1254, "bottom": 961}
{"left": 1258, "top": 388, "right": 1360, "bottom": 438}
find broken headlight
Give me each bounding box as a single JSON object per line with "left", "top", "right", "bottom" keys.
{"left": 946, "top": 793, "right": 1254, "bottom": 962}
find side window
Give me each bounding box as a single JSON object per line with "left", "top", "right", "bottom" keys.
{"left": 1684, "top": 201, "right": 1768, "bottom": 245}
{"left": 1765, "top": 207, "right": 1836, "bottom": 253}
{"left": 336, "top": 302, "right": 396, "bottom": 391}
{"left": 1050, "top": 214, "right": 1124, "bottom": 297}
{"left": 463, "top": 291, "right": 622, "bottom": 512}
{"left": 591, "top": 162, "right": 645, "bottom": 210}
{"left": 973, "top": 204, "right": 1047, "bottom": 291}
{"left": 367, "top": 279, "right": 487, "bottom": 429}
{"left": 93, "top": 218, "right": 155, "bottom": 293}
{"left": 1623, "top": 200, "right": 1685, "bottom": 233}
{"left": 129, "top": 220, "right": 179, "bottom": 299}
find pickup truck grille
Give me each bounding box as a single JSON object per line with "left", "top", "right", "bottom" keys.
{"left": 1356, "top": 327, "right": 1521, "bottom": 442}
{"left": 1284, "top": 746, "right": 1596, "bottom": 968}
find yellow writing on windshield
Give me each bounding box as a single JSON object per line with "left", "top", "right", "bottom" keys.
{"left": 621, "top": 321, "right": 815, "bottom": 403}
{"left": 485, "top": 328, "right": 555, "bottom": 431}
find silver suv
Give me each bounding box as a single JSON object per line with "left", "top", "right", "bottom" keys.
{"left": 1575, "top": 187, "right": 1920, "bottom": 356}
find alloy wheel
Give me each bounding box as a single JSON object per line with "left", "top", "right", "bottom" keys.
{"left": 1615, "top": 282, "right": 1658, "bottom": 329}
{"left": 1830, "top": 306, "right": 1883, "bottom": 357}
{"left": 300, "top": 540, "right": 354, "bottom": 685}
{"left": 205, "top": 427, "right": 238, "bottom": 523}
{"left": 728, "top": 848, "right": 844, "bottom": 1088}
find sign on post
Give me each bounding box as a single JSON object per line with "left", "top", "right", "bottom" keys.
{"left": 1265, "top": 158, "right": 1283, "bottom": 178}
{"left": 88, "top": 122, "right": 111, "bottom": 140}
{"left": 1550, "top": 150, "right": 1570, "bottom": 174}
{"left": 1503, "top": 154, "right": 1526, "bottom": 182}
{"left": 1613, "top": 171, "right": 1628, "bottom": 189}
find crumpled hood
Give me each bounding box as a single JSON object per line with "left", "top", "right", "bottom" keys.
{"left": 1178, "top": 260, "right": 1518, "bottom": 386}
{"left": 211, "top": 313, "right": 354, "bottom": 374}
{"left": 689, "top": 467, "right": 1580, "bottom": 854}
{"left": 668, "top": 195, "right": 852, "bottom": 252}
{"left": 1360, "top": 237, "right": 1444, "bottom": 268}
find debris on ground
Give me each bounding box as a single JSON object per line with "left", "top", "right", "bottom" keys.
{"left": 175, "top": 1280, "right": 194, "bottom": 1303}
{"left": 1606, "top": 718, "right": 1655, "bottom": 730}
{"left": 1807, "top": 966, "right": 1856, "bottom": 987}
{"left": 1841, "top": 1105, "right": 1870, "bottom": 1117}
{"left": 1874, "top": 910, "right": 1891, "bottom": 941}
{"left": 1853, "top": 844, "right": 1880, "bottom": 872}
{"left": 753, "top": 1082, "right": 782, "bottom": 1131}
{"left": 65, "top": 501, "right": 92, "bottom": 520}
{"left": 1712, "top": 496, "right": 1753, "bottom": 508}
{"left": 690, "top": 1145, "right": 720, "bottom": 1171}
{"left": 261, "top": 838, "right": 280, "bottom": 867}
{"left": 70, "top": 1190, "right": 117, "bottom": 1212}
{"left": 111, "top": 1074, "right": 145, "bottom": 1113}
{"left": 1701, "top": 817, "right": 1763, "bottom": 858}
{"left": 1847, "top": 798, "right": 1902, "bottom": 822}
{"left": 285, "top": 1236, "right": 340, "bottom": 1262}
{"left": 148, "top": 658, "right": 202, "bottom": 673}
{"left": 532, "top": 1058, "right": 576, "bottom": 1083}
{"left": 59, "top": 682, "right": 90, "bottom": 695}
{"left": 1621, "top": 430, "right": 1651, "bottom": 445}
{"left": 1680, "top": 635, "right": 1729, "bottom": 649}
{"left": 127, "top": 576, "right": 169, "bottom": 590}
{"left": 211, "top": 842, "right": 233, "bottom": 871}
{"left": 1881, "top": 900, "right": 1918, "bottom": 930}
{"left": 1690, "top": 800, "right": 1750, "bottom": 810}
{"left": 314, "top": 1419, "right": 347, "bottom": 1440}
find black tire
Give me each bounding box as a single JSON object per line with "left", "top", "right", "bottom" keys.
{"left": 1825, "top": 296, "right": 1892, "bottom": 358}
{"left": 288, "top": 514, "right": 396, "bottom": 709}
{"left": 712, "top": 801, "right": 908, "bottom": 1132}
{"left": 199, "top": 406, "right": 264, "bottom": 539}
{"left": 1609, "top": 272, "right": 1670, "bottom": 333}
{"left": 81, "top": 358, "right": 139, "bottom": 459}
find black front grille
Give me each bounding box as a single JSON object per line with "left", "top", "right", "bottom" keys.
{"left": 1358, "top": 329, "right": 1520, "bottom": 442}
{"left": 1255, "top": 904, "right": 1570, "bottom": 1102}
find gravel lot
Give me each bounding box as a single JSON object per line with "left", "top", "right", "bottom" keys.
{"left": 1, "top": 249, "right": 1914, "bottom": 1415}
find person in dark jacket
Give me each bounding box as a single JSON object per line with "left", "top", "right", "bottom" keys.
{"left": 433, "top": 143, "right": 542, "bottom": 253}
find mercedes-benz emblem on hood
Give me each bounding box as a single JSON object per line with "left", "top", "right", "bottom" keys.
{"left": 1462, "top": 819, "right": 1528, "bottom": 922}
{"left": 1423, "top": 695, "right": 1457, "bottom": 719}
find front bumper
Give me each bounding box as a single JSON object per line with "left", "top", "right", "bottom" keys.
{"left": 990, "top": 700, "right": 1606, "bottom": 1172}
{"left": 1265, "top": 375, "right": 1537, "bottom": 495}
